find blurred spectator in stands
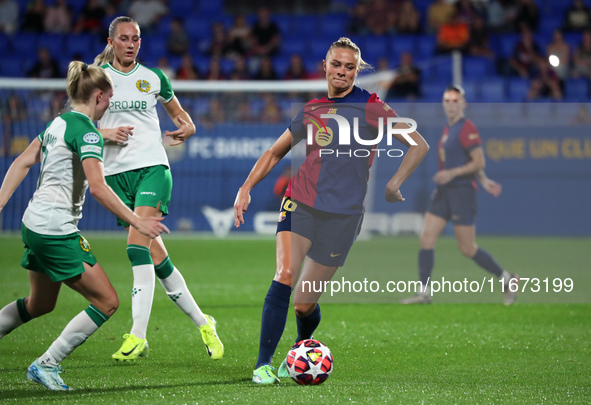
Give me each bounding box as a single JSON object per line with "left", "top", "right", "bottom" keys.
{"left": 128, "top": 0, "right": 168, "bottom": 32}
{"left": 546, "top": 29, "right": 571, "bottom": 80}
{"left": 254, "top": 56, "right": 278, "bottom": 80}
{"left": 488, "top": 0, "right": 518, "bottom": 33}
{"left": 436, "top": 11, "right": 470, "bottom": 54}
{"left": 41, "top": 91, "right": 67, "bottom": 121}
{"left": 564, "top": 0, "right": 591, "bottom": 32}
{"left": 167, "top": 17, "right": 190, "bottom": 56}
{"left": 0, "top": 0, "right": 19, "bottom": 34}
{"left": 507, "top": 25, "right": 542, "bottom": 77}
{"left": 233, "top": 100, "right": 255, "bottom": 123}
{"left": 572, "top": 29, "right": 591, "bottom": 78}
{"left": 251, "top": 6, "right": 281, "bottom": 57}
{"left": 208, "top": 22, "right": 230, "bottom": 59}
{"left": 396, "top": 0, "right": 421, "bottom": 34}
{"left": 157, "top": 55, "right": 175, "bottom": 79}
{"left": 176, "top": 53, "right": 200, "bottom": 80}
{"left": 365, "top": 0, "right": 395, "bottom": 36}
{"left": 205, "top": 58, "right": 226, "bottom": 81}
{"left": 377, "top": 56, "right": 390, "bottom": 72}
{"left": 284, "top": 54, "right": 310, "bottom": 80}
{"left": 260, "top": 94, "right": 282, "bottom": 123}
{"left": 514, "top": 0, "right": 539, "bottom": 32}
{"left": 427, "top": 0, "right": 454, "bottom": 34}
{"left": 386, "top": 51, "right": 421, "bottom": 100}
{"left": 468, "top": 16, "right": 494, "bottom": 58}
{"left": 527, "top": 58, "right": 563, "bottom": 101}
{"left": 229, "top": 57, "right": 250, "bottom": 80}
{"left": 22, "top": 0, "right": 46, "bottom": 32}
{"left": 348, "top": 2, "right": 369, "bottom": 35}
{"left": 227, "top": 14, "right": 252, "bottom": 58}
{"left": 200, "top": 98, "right": 226, "bottom": 128}
{"left": 74, "top": 0, "right": 105, "bottom": 34}
{"left": 27, "top": 47, "right": 61, "bottom": 78}
{"left": 44, "top": 0, "right": 72, "bottom": 33}
{"left": 455, "top": 0, "right": 479, "bottom": 25}
{"left": 571, "top": 104, "right": 591, "bottom": 124}
{"left": 1, "top": 92, "right": 27, "bottom": 154}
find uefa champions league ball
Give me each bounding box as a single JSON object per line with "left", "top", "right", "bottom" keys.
{"left": 285, "top": 339, "right": 333, "bottom": 385}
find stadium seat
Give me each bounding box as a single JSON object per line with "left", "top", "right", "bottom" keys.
{"left": 564, "top": 79, "right": 590, "bottom": 101}
{"left": 421, "top": 81, "right": 448, "bottom": 102}
{"left": 0, "top": 57, "right": 27, "bottom": 77}
{"left": 170, "top": 0, "right": 196, "bottom": 18}
{"left": 497, "top": 34, "right": 520, "bottom": 58}
{"left": 415, "top": 35, "right": 436, "bottom": 60}
{"left": 197, "top": 0, "right": 222, "bottom": 16}
{"left": 145, "top": 36, "right": 168, "bottom": 60}
{"left": 186, "top": 17, "right": 211, "bottom": 40}
{"left": 462, "top": 56, "right": 493, "bottom": 79}
{"left": 429, "top": 57, "right": 454, "bottom": 82}
{"left": 11, "top": 32, "right": 37, "bottom": 58}
{"left": 461, "top": 80, "right": 480, "bottom": 101}
{"left": 506, "top": 78, "right": 530, "bottom": 102}
{"left": 390, "top": 35, "right": 415, "bottom": 59}
{"left": 66, "top": 34, "right": 95, "bottom": 60}
{"left": 320, "top": 13, "right": 349, "bottom": 37}
{"left": 480, "top": 78, "right": 506, "bottom": 102}
{"left": 363, "top": 36, "right": 388, "bottom": 64}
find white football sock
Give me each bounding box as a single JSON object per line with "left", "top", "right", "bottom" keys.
{"left": 39, "top": 310, "right": 99, "bottom": 366}
{"left": 0, "top": 301, "right": 25, "bottom": 339}
{"left": 130, "top": 264, "right": 155, "bottom": 340}
{"left": 158, "top": 268, "right": 207, "bottom": 327}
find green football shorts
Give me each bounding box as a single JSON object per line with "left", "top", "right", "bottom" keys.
{"left": 20, "top": 224, "right": 97, "bottom": 282}
{"left": 105, "top": 165, "right": 172, "bottom": 227}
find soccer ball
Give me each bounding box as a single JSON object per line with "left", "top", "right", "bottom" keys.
{"left": 285, "top": 339, "right": 333, "bottom": 385}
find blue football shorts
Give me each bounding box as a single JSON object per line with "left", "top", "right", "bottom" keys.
{"left": 427, "top": 185, "right": 477, "bottom": 226}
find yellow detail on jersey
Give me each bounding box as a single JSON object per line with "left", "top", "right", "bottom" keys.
{"left": 383, "top": 104, "right": 392, "bottom": 111}
{"left": 79, "top": 236, "right": 91, "bottom": 252}
{"left": 315, "top": 126, "right": 334, "bottom": 147}
{"left": 136, "top": 80, "right": 151, "bottom": 93}
{"left": 468, "top": 133, "right": 480, "bottom": 140}
{"left": 439, "top": 147, "right": 446, "bottom": 163}
{"left": 442, "top": 134, "right": 448, "bottom": 143}
{"left": 282, "top": 197, "right": 297, "bottom": 212}
{"left": 327, "top": 108, "right": 338, "bottom": 114}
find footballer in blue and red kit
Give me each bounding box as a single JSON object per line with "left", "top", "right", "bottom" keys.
{"left": 279, "top": 85, "right": 397, "bottom": 267}
{"left": 427, "top": 117, "right": 482, "bottom": 225}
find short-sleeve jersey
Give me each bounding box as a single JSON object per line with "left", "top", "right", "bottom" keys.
{"left": 97, "top": 63, "right": 174, "bottom": 176}
{"left": 289, "top": 86, "right": 397, "bottom": 215}
{"left": 23, "top": 111, "right": 104, "bottom": 235}
{"left": 438, "top": 117, "right": 481, "bottom": 188}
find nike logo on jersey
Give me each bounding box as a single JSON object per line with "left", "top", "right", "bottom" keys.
{"left": 330, "top": 253, "right": 342, "bottom": 257}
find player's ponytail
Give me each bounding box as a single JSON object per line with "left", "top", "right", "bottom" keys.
{"left": 67, "top": 61, "right": 113, "bottom": 105}
{"left": 93, "top": 16, "right": 140, "bottom": 66}
{"left": 326, "top": 37, "right": 372, "bottom": 73}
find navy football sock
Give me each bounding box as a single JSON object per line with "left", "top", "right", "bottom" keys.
{"left": 255, "top": 280, "right": 292, "bottom": 369}
{"left": 418, "top": 249, "right": 434, "bottom": 287}
{"left": 472, "top": 248, "right": 503, "bottom": 278}
{"left": 296, "top": 304, "right": 321, "bottom": 342}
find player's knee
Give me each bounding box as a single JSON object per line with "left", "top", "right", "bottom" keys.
{"left": 420, "top": 233, "right": 436, "bottom": 249}
{"left": 294, "top": 302, "right": 315, "bottom": 318}
{"left": 459, "top": 244, "right": 476, "bottom": 258}
{"left": 274, "top": 266, "right": 292, "bottom": 286}
{"left": 27, "top": 300, "right": 55, "bottom": 318}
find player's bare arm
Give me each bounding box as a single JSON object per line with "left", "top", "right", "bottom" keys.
{"left": 0, "top": 138, "right": 42, "bottom": 211}
{"left": 98, "top": 126, "right": 134, "bottom": 144}
{"left": 163, "top": 96, "right": 195, "bottom": 146}
{"left": 385, "top": 122, "right": 429, "bottom": 203}
{"left": 433, "top": 146, "right": 485, "bottom": 185}
{"left": 234, "top": 128, "right": 293, "bottom": 227}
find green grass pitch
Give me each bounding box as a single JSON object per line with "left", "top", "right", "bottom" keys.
{"left": 0, "top": 234, "right": 589, "bottom": 404}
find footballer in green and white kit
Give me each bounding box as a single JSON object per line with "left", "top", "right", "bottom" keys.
{"left": 21, "top": 111, "right": 104, "bottom": 282}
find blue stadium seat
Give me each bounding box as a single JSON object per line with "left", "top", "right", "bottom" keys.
{"left": 66, "top": 34, "right": 95, "bottom": 60}
{"left": 364, "top": 36, "right": 388, "bottom": 63}
{"left": 321, "top": 13, "right": 349, "bottom": 37}
{"left": 186, "top": 17, "right": 212, "bottom": 40}
{"left": 273, "top": 56, "right": 290, "bottom": 78}
{"left": 170, "top": 0, "right": 196, "bottom": 18}
{"left": 273, "top": 14, "right": 293, "bottom": 34}
{"left": 480, "top": 78, "right": 506, "bottom": 102}
{"left": 506, "top": 78, "right": 530, "bottom": 102}
{"left": 197, "top": 0, "right": 223, "bottom": 16}
{"left": 564, "top": 79, "right": 590, "bottom": 101}
{"left": 538, "top": 15, "right": 563, "bottom": 37}
{"left": 0, "top": 33, "right": 10, "bottom": 55}
{"left": 11, "top": 32, "right": 37, "bottom": 58}
{"left": 429, "top": 57, "right": 453, "bottom": 82}
{"left": 463, "top": 56, "right": 493, "bottom": 79}
{"left": 421, "top": 81, "right": 448, "bottom": 102}
{"left": 281, "top": 37, "right": 307, "bottom": 56}
{"left": 415, "top": 35, "right": 436, "bottom": 60}
{"left": 145, "top": 35, "right": 168, "bottom": 60}
{"left": 390, "top": 35, "right": 415, "bottom": 58}
{"left": 497, "top": 34, "right": 520, "bottom": 58}
{"left": 309, "top": 38, "right": 333, "bottom": 60}
{"left": 461, "top": 80, "right": 479, "bottom": 101}
{"left": 37, "top": 34, "right": 65, "bottom": 58}
{"left": 0, "top": 57, "right": 27, "bottom": 77}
